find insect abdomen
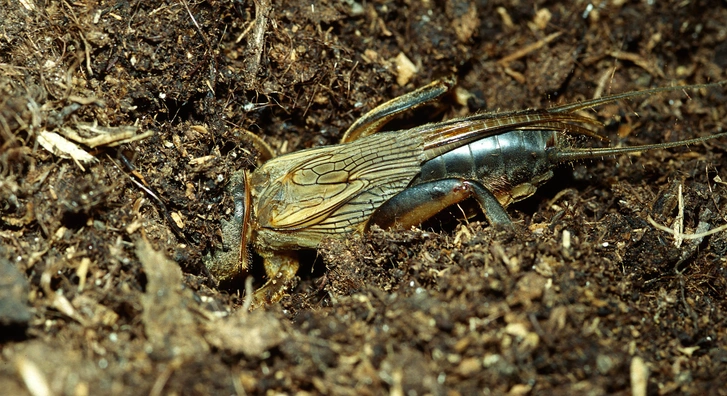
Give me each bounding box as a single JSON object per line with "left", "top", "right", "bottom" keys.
{"left": 413, "top": 130, "right": 557, "bottom": 204}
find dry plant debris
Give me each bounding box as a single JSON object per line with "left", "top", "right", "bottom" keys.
{"left": 2, "top": 0, "right": 727, "bottom": 394}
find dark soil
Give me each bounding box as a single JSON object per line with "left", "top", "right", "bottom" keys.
{"left": 2, "top": 0, "right": 727, "bottom": 394}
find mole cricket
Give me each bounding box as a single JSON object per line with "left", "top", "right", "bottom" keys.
{"left": 203, "top": 78, "right": 727, "bottom": 305}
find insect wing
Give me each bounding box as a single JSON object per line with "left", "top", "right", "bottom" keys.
{"left": 420, "top": 110, "right": 605, "bottom": 159}
{"left": 255, "top": 133, "right": 423, "bottom": 232}
{"left": 264, "top": 153, "right": 367, "bottom": 229}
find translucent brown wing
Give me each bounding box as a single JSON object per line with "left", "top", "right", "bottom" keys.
{"left": 420, "top": 110, "right": 604, "bottom": 159}
{"left": 254, "top": 132, "right": 425, "bottom": 233}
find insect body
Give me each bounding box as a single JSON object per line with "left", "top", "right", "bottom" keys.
{"left": 205, "top": 78, "right": 727, "bottom": 306}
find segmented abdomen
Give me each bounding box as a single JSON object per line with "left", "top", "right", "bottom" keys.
{"left": 413, "top": 130, "right": 558, "bottom": 205}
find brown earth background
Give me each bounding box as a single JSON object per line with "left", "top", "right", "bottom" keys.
{"left": 2, "top": 0, "right": 727, "bottom": 394}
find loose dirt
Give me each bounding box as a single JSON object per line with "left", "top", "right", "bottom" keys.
{"left": 2, "top": 0, "right": 726, "bottom": 394}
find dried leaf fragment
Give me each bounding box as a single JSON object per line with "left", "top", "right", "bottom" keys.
{"left": 60, "top": 122, "right": 153, "bottom": 148}
{"left": 204, "top": 310, "right": 286, "bottom": 358}
{"left": 37, "top": 131, "right": 96, "bottom": 171}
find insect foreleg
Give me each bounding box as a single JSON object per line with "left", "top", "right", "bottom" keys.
{"left": 251, "top": 250, "right": 300, "bottom": 307}
{"left": 203, "top": 170, "right": 251, "bottom": 281}
{"left": 365, "top": 178, "right": 513, "bottom": 232}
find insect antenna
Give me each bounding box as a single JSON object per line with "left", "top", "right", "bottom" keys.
{"left": 548, "top": 80, "right": 727, "bottom": 114}
{"left": 548, "top": 80, "right": 727, "bottom": 162}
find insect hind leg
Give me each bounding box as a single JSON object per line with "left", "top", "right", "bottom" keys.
{"left": 340, "top": 77, "right": 456, "bottom": 143}
{"left": 365, "top": 178, "right": 513, "bottom": 232}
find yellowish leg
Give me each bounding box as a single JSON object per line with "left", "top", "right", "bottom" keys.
{"left": 251, "top": 250, "right": 300, "bottom": 307}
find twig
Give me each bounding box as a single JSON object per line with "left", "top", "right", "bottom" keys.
{"left": 244, "top": 0, "right": 271, "bottom": 89}
{"left": 647, "top": 215, "right": 727, "bottom": 240}
{"left": 498, "top": 32, "right": 562, "bottom": 65}
{"left": 610, "top": 51, "right": 665, "bottom": 78}
{"left": 181, "top": 0, "right": 211, "bottom": 50}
